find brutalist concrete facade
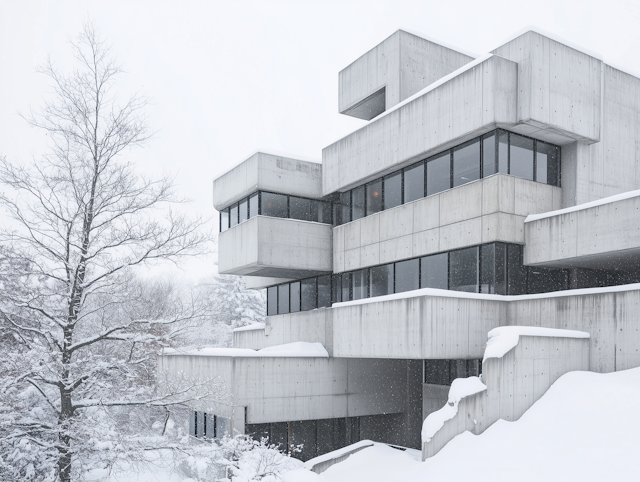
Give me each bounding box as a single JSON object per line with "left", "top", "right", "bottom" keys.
{"left": 160, "top": 29, "right": 640, "bottom": 462}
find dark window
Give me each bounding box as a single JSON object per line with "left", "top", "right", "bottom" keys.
{"left": 498, "top": 130, "right": 509, "bottom": 174}
{"left": 317, "top": 275, "right": 331, "bottom": 308}
{"left": 404, "top": 162, "right": 425, "bottom": 203}
{"left": 312, "top": 200, "right": 332, "bottom": 224}
{"left": 352, "top": 269, "right": 368, "bottom": 300}
{"left": 453, "top": 139, "right": 480, "bottom": 187}
{"left": 479, "top": 243, "right": 495, "bottom": 294}
{"left": 261, "top": 192, "right": 288, "bottom": 218}
{"left": 370, "top": 264, "right": 394, "bottom": 297}
{"left": 220, "top": 209, "right": 229, "bottom": 232}
{"left": 494, "top": 242, "right": 507, "bottom": 295}
{"left": 384, "top": 172, "right": 402, "bottom": 210}
{"left": 339, "top": 191, "right": 351, "bottom": 225}
{"left": 267, "top": 286, "right": 277, "bottom": 316}
{"left": 507, "top": 244, "right": 527, "bottom": 295}
{"left": 425, "top": 359, "right": 483, "bottom": 385}
{"left": 352, "top": 186, "right": 365, "bottom": 220}
{"left": 332, "top": 275, "right": 342, "bottom": 303}
{"left": 289, "top": 420, "right": 318, "bottom": 462}
{"left": 366, "top": 180, "right": 382, "bottom": 215}
{"left": 301, "top": 278, "right": 317, "bottom": 311}
{"left": 536, "top": 141, "right": 560, "bottom": 186}
{"left": 290, "top": 196, "right": 312, "bottom": 222}
{"left": 482, "top": 133, "right": 496, "bottom": 177}
{"left": 420, "top": 253, "right": 448, "bottom": 290}
{"left": 395, "top": 258, "right": 419, "bottom": 293}
{"left": 230, "top": 203, "right": 238, "bottom": 227}
{"left": 249, "top": 193, "right": 259, "bottom": 218}
{"left": 427, "top": 152, "right": 451, "bottom": 196}
{"left": 527, "top": 267, "right": 568, "bottom": 294}
{"left": 341, "top": 272, "right": 351, "bottom": 302}
{"left": 290, "top": 281, "right": 301, "bottom": 312}
{"left": 278, "top": 284, "right": 290, "bottom": 314}
{"left": 239, "top": 198, "right": 248, "bottom": 223}
{"left": 509, "top": 133, "right": 534, "bottom": 181}
{"left": 270, "top": 422, "right": 288, "bottom": 450}
{"left": 450, "top": 246, "right": 478, "bottom": 293}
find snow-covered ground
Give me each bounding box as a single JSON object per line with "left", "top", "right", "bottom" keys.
{"left": 285, "top": 367, "right": 640, "bottom": 482}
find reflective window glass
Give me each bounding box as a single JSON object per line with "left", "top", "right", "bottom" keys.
{"left": 301, "top": 278, "right": 317, "bottom": 311}
{"left": 420, "top": 253, "right": 448, "bottom": 290}
{"left": 277, "top": 284, "right": 289, "bottom": 314}
{"left": 498, "top": 130, "right": 509, "bottom": 174}
{"left": 249, "top": 193, "right": 259, "bottom": 218}
{"left": 450, "top": 246, "right": 478, "bottom": 293}
{"left": 239, "top": 198, "right": 248, "bottom": 223}
{"left": 267, "top": 286, "right": 277, "bottom": 316}
{"left": 395, "top": 258, "right": 419, "bottom": 293}
{"left": 290, "top": 196, "right": 312, "bottom": 221}
{"left": 261, "top": 192, "right": 288, "bottom": 218}
{"left": 479, "top": 243, "right": 495, "bottom": 294}
{"left": 427, "top": 153, "right": 451, "bottom": 196}
{"left": 536, "top": 141, "right": 559, "bottom": 186}
{"left": 494, "top": 242, "right": 507, "bottom": 295}
{"left": 507, "top": 244, "right": 527, "bottom": 295}
{"left": 340, "top": 191, "right": 351, "bottom": 225}
{"left": 404, "top": 162, "right": 425, "bottom": 203}
{"left": 352, "top": 269, "right": 368, "bottom": 300}
{"left": 341, "top": 272, "right": 351, "bottom": 302}
{"left": 312, "top": 200, "right": 332, "bottom": 224}
{"left": 220, "top": 209, "right": 229, "bottom": 232}
{"left": 482, "top": 133, "right": 496, "bottom": 177}
{"left": 509, "top": 133, "right": 534, "bottom": 181}
{"left": 384, "top": 172, "right": 402, "bottom": 210}
{"left": 453, "top": 139, "right": 480, "bottom": 187}
{"left": 370, "top": 264, "right": 393, "bottom": 298}
{"left": 352, "top": 186, "right": 365, "bottom": 221}
{"left": 317, "top": 275, "right": 331, "bottom": 308}
{"left": 366, "top": 180, "right": 382, "bottom": 215}
{"left": 229, "top": 203, "right": 238, "bottom": 227}
{"left": 332, "top": 275, "right": 342, "bottom": 303}
{"left": 290, "top": 281, "right": 301, "bottom": 312}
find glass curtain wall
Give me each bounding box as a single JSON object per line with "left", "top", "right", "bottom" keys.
{"left": 267, "top": 274, "right": 332, "bottom": 316}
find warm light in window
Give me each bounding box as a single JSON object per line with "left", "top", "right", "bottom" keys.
{"left": 373, "top": 191, "right": 379, "bottom": 197}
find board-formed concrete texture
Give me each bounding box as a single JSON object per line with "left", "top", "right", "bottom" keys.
{"left": 333, "top": 174, "right": 561, "bottom": 272}
{"left": 339, "top": 30, "right": 473, "bottom": 120}
{"left": 212, "top": 152, "right": 322, "bottom": 210}
{"left": 524, "top": 193, "right": 640, "bottom": 269}
{"left": 218, "top": 215, "right": 332, "bottom": 278}
{"left": 325, "top": 54, "right": 519, "bottom": 194}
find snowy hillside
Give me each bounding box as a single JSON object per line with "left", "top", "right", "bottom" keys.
{"left": 286, "top": 367, "right": 640, "bottom": 482}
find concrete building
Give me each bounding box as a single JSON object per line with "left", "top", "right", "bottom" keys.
{"left": 159, "top": 29, "right": 640, "bottom": 463}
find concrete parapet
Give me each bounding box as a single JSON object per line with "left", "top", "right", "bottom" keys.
{"left": 212, "top": 152, "right": 322, "bottom": 210}
{"left": 218, "top": 215, "right": 332, "bottom": 278}
{"left": 421, "top": 329, "right": 590, "bottom": 460}
{"left": 333, "top": 174, "right": 561, "bottom": 272}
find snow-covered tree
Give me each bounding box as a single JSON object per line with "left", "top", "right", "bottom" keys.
{"left": 0, "top": 23, "right": 228, "bottom": 482}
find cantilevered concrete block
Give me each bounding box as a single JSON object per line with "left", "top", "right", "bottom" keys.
{"left": 325, "top": 55, "right": 518, "bottom": 195}
{"left": 212, "top": 152, "right": 322, "bottom": 211}
{"left": 218, "top": 216, "right": 332, "bottom": 278}
{"left": 339, "top": 30, "right": 474, "bottom": 120}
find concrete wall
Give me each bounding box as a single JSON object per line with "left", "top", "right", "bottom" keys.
{"left": 492, "top": 30, "right": 602, "bottom": 145}
{"left": 159, "top": 355, "right": 409, "bottom": 426}
{"left": 524, "top": 194, "right": 640, "bottom": 269}
{"left": 333, "top": 174, "right": 561, "bottom": 272}
{"left": 218, "top": 216, "right": 332, "bottom": 278}
{"left": 244, "top": 276, "right": 292, "bottom": 290}
{"left": 233, "top": 308, "right": 333, "bottom": 354}
{"left": 324, "top": 55, "right": 519, "bottom": 195}
{"left": 338, "top": 30, "right": 473, "bottom": 119}
{"left": 212, "top": 152, "right": 323, "bottom": 210}
{"left": 422, "top": 334, "right": 590, "bottom": 459}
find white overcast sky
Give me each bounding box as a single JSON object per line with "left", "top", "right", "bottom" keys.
{"left": 1, "top": 0, "right": 639, "bottom": 279}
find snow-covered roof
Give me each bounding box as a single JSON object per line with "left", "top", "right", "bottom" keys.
{"left": 232, "top": 322, "right": 265, "bottom": 333}
{"left": 162, "top": 341, "right": 329, "bottom": 358}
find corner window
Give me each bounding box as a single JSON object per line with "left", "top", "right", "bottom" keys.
{"left": 395, "top": 259, "right": 419, "bottom": 293}
{"left": 301, "top": 278, "right": 317, "bottom": 311}
{"left": 449, "top": 246, "right": 478, "bottom": 293}
{"left": 317, "top": 275, "right": 332, "bottom": 308}
{"left": 536, "top": 141, "right": 560, "bottom": 186}
{"left": 482, "top": 133, "right": 496, "bottom": 177}
{"left": 220, "top": 209, "right": 229, "bottom": 232}
{"left": 229, "top": 203, "right": 238, "bottom": 227}
{"left": 370, "top": 264, "right": 394, "bottom": 297}
{"left": 509, "top": 133, "right": 534, "bottom": 181}
{"left": 498, "top": 130, "right": 509, "bottom": 174}
{"left": 420, "top": 253, "right": 448, "bottom": 290}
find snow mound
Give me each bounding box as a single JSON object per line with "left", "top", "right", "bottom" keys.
{"left": 233, "top": 322, "right": 266, "bottom": 332}
{"left": 421, "top": 377, "right": 486, "bottom": 442}
{"left": 163, "top": 341, "right": 329, "bottom": 358}
{"left": 484, "top": 326, "right": 590, "bottom": 362}
{"left": 319, "top": 367, "right": 640, "bottom": 482}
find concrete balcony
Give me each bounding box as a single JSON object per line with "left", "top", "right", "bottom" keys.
{"left": 218, "top": 215, "right": 332, "bottom": 278}
{"left": 524, "top": 191, "right": 640, "bottom": 271}
{"left": 333, "top": 174, "right": 562, "bottom": 273}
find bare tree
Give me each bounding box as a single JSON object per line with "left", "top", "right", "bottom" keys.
{"left": 0, "top": 23, "right": 226, "bottom": 481}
